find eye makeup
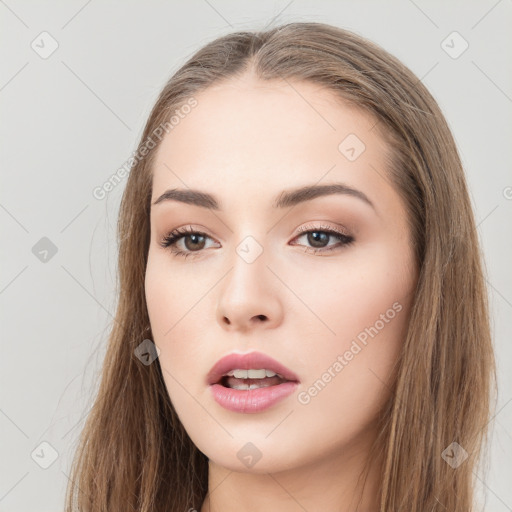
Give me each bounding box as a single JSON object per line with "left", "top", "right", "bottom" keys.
{"left": 158, "top": 222, "right": 355, "bottom": 259}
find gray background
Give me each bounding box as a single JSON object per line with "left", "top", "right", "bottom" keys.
{"left": 1, "top": 0, "right": 511, "bottom": 510}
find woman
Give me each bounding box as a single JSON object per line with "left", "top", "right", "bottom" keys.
{"left": 65, "top": 22, "right": 496, "bottom": 511}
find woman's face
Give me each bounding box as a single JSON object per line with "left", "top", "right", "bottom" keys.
{"left": 145, "top": 75, "right": 418, "bottom": 473}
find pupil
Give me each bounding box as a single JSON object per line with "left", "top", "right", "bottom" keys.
{"left": 185, "top": 234, "right": 205, "bottom": 251}
{"left": 308, "top": 231, "right": 328, "bottom": 248}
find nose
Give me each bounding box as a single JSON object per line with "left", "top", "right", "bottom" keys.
{"left": 216, "top": 249, "right": 284, "bottom": 333}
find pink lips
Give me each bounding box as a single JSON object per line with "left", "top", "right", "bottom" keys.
{"left": 206, "top": 351, "right": 300, "bottom": 386}
{"left": 207, "top": 351, "right": 300, "bottom": 414}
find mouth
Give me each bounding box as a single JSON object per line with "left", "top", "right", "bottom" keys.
{"left": 207, "top": 351, "right": 300, "bottom": 413}
{"left": 219, "top": 369, "right": 290, "bottom": 390}
{"left": 207, "top": 351, "right": 300, "bottom": 389}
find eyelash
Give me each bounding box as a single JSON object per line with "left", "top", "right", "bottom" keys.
{"left": 159, "top": 224, "right": 355, "bottom": 259}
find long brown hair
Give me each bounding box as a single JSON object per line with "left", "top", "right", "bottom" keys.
{"left": 65, "top": 22, "right": 496, "bottom": 511}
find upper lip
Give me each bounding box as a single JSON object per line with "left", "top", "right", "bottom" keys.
{"left": 207, "top": 351, "right": 300, "bottom": 385}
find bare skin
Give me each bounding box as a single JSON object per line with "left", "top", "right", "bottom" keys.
{"left": 145, "top": 71, "right": 418, "bottom": 511}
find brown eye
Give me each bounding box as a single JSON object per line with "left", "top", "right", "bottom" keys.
{"left": 160, "top": 226, "right": 218, "bottom": 258}
{"left": 183, "top": 233, "right": 207, "bottom": 251}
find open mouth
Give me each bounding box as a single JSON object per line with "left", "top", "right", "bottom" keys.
{"left": 207, "top": 353, "right": 299, "bottom": 413}
{"left": 218, "top": 369, "right": 291, "bottom": 390}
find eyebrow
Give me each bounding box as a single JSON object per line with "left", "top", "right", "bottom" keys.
{"left": 151, "top": 183, "right": 375, "bottom": 211}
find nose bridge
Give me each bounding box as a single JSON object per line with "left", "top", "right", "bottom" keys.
{"left": 216, "top": 230, "right": 283, "bottom": 331}
{"left": 224, "top": 232, "right": 270, "bottom": 299}
{"left": 225, "top": 213, "right": 270, "bottom": 277}
{"left": 235, "top": 233, "right": 266, "bottom": 266}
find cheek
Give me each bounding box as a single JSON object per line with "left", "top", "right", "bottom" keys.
{"left": 144, "top": 250, "right": 208, "bottom": 338}
{"left": 283, "top": 242, "right": 414, "bottom": 349}
{"left": 290, "top": 244, "right": 414, "bottom": 411}
{"left": 294, "top": 288, "right": 411, "bottom": 448}
{"left": 144, "top": 252, "right": 211, "bottom": 397}
{"left": 144, "top": 255, "right": 187, "bottom": 383}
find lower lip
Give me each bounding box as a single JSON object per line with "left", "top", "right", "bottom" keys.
{"left": 209, "top": 381, "right": 299, "bottom": 413}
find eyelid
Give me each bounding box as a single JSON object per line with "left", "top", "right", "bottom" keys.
{"left": 294, "top": 222, "right": 351, "bottom": 238}
{"left": 161, "top": 222, "right": 351, "bottom": 244}
{"left": 159, "top": 224, "right": 219, "bottom": 246}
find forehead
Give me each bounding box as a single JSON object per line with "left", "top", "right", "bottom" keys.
{"left": 151, "top": 76, "right": 391, "bottom": 207}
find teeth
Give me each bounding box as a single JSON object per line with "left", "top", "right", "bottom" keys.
{"left": 224, "top": 368, "right": 279, "bottom": 378}
{"left": 247, "top": 369, "right": 266, "bottom": 378}
{"left": 230, "top": 382, "right": 275, "bottom": 390}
